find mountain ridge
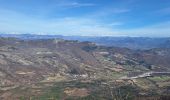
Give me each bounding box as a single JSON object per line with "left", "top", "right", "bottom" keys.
{"left": 1, "top": 33, "right": 170, "bottom": 49}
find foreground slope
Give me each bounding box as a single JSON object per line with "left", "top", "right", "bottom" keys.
{"left": 0, "top": 38, "right": 170, "bottom": 100}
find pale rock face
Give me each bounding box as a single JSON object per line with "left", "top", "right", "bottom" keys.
{"left": 0, "top": 59, "right": 7, "bottom": 65}
{"left": 0, "top": 71, "right": 5, "bottom": 77}
{"left": 15, "top": 71, "right": 35, "bottom": 75}
{"left": 97, "top": 52, "right": 109, "bottom": 55}
{"left": 18, "top": 59, "right": 33, "bottom": 66}
{"left": 113, "top": 53, "right": 125, "bottom": 59}
{"left": 72, "top": 74, "right": 88, "bottom": 79}
{"left": 36, "top": 51, "right": 53, "bottom": 55}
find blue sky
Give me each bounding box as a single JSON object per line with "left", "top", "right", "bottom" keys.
{"left": 0, "top": 0, "right": 170, "bottom": 37}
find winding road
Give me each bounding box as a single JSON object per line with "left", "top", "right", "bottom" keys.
{"left": 121, "top": 71, "right": 170, "bottom": 79}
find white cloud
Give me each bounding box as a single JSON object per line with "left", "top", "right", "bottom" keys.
{"left": 0, "top": 9, "right": 114, "bottom": 35}
{"left": 0, "top": 8, "right": 170, "bottom": 37}
{"left": 95, "top": 8, "right": 130, "bottom": 17}
{"left": 120, "top": 21, "right": 170, "bottom": 37}
{"left": 157, "top": 7, "right": 170, "bottom": 15}
{"left": 60, "top": 2, "right": 95, "bottom": 7}
{"left": 108, "top": 22, "right": 124, "bottom": 26}
{"left": 111, "top": 8, "right": 130, "bottom": 13}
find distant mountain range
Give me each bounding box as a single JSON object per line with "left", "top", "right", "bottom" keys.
{"left": 0, "top": 33, "right": 170, "bottom": 49}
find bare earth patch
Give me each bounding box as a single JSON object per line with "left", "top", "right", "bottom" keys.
{"left": 64, "top": 87, "right": 89, "bottom": 97}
